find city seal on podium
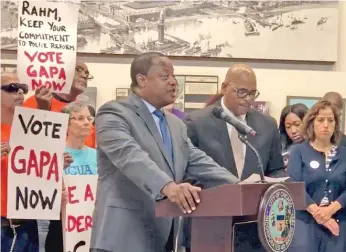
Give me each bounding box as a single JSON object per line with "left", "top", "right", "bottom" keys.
{"left": 257, "top": 184, "right": 295, "bottom": 252}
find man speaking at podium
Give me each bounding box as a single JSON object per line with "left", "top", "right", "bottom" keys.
{"left": 90, "top": 52, "right": 239, "bottom": 252}
{"left": 184, "top": 64, "right": 285, "bottom": 252}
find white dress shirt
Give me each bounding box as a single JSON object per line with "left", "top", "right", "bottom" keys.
{"left": 221, "top": 97, "right": 247, "bottom": 158}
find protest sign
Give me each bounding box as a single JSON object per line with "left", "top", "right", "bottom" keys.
{"left": 16, "top": 0, "right": 79, "bottom": 93}
{"left": 7, "top": 107, "right": 69, "bottom": 219}
{"left": 64, "top": 175, "right": 98, "bottom": 252}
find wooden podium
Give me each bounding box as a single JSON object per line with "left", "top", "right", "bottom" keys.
{"left": 156, "top": 182, "right": 306, "bottom": 252}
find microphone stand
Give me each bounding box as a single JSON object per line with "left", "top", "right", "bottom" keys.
{"left": 238, "top": 133, "right": 267, "bottom": 184}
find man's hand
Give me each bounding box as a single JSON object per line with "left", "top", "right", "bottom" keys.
{"left": 35, "top": 86, "right": 52, "bottom": 110}
{"left": 1, "top": 142, "right": 10, "bottom": 157}
{"left": 322, "top": 218, "right": 339, "bottom": 236}
{"left": 312, "top": 206, "right": 334, "bottom": 224}
{"left": 63, "top": 152, "right": 73, "bottom": 169}
{"left": 161, "top": 182, "right": 201, "bottom": 214}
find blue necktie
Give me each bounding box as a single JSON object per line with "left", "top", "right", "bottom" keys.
{"left": 153, "top": 110, "right": 173, "bottom": 163}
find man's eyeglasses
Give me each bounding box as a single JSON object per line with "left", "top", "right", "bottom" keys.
{"left": 70, "top": 116, "right": 95, "bottom": 123}
{"left": 232, "top": 87, "right": 260, "bottom": 100}
{"left": 75, "top": 67, "right": 93, "bottom": 80}
{"left": 1, "top": 83, "right": 28, "bottom": 94}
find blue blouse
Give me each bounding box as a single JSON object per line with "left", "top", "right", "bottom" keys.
{"left": 287, "top": 141, "right": 346, "bottom": 222}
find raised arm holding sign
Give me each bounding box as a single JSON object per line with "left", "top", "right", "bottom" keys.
{"left": 17, "top": 0, "right": 79, "bottom": 94}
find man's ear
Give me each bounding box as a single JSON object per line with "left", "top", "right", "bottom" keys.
{"left": 221, "top": 82, "right": 228, "bottom": 95}
{"left": 136, "top": 74, "right": 146, "bottom": 88}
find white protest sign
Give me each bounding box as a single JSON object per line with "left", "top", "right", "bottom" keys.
{"left": 17, "top": 0, "right": 79, "bottom": 93}
{"left": 7, "top": 107, "right": 69, "bottom": 219}
{"left": 64, "top": 175, "right": 98, "bottom": 252}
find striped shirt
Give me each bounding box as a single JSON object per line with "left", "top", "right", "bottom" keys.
{"left": 320, "top": 145, "right": 338, "bottom": 206}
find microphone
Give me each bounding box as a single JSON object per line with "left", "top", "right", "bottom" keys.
{"left": 212, "top": 106, "right": 266, "bottom": 182}
{"left": 212, "top": 107, "right": 256, "bottom": 136}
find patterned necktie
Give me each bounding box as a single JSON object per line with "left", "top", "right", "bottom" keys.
{"left": 231, "top": 128, "right": 244, "bottom": 178}
{"left": 153, "top": 110, "right": 173, "bottom": 163}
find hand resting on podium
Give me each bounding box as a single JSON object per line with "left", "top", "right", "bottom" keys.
{"left": 161, "top": 181, "right": 201, "bottom": 214}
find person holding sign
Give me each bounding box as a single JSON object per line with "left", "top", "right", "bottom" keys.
{"left": 1, "top": 72, "right": 73, "bottom": 251}
{"left": 23, "top": 60, "right": 95, "bottom": 148}
{"left": 90, "top": 52, "right": 239, "bottom": 252}
{"left": 1, "top": 72, "right": 39, "bottom": 252}
{"left": 61, "top": 97, "right": 97, "bottom": 176}
{"left": 45, "top": 97, "right": 96, "bottom": 252}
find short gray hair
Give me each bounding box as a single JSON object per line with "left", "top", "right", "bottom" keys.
{"left": 61, "top": 95, "right": 90, "bottom": 115}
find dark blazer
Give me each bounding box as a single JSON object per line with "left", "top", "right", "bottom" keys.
{"left": 184, "top": 102, "right": 285, "bottom": 180}
{"left": 339, "top": 132, "right": 346, "bottom": 147}
{"left": 287, "top": 141, "right": 346, "bottom": 222}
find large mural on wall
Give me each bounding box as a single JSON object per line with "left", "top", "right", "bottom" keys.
{"left": 1, "top": 1, "right": 339, "bottom": 62}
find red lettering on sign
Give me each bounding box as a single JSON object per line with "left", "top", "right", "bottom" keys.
{"left": 84, "top": 184, "right": 94, "bottom": 202}
{"left": 67, "top": 186, "right": 79, "bottom": 204}
{"left": 27, "top": 65, "right": 66, "bottom": 80}
{"left": 67, "top": 215, "right": 93, "bottom": 233}
{"left": 10, "top": 145, "right": 59, "bottom": 182}
{"left": 24, "top": 51, "right": 64, "bottom": 64}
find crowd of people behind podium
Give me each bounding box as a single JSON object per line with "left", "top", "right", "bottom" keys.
{"left": 1, "top": 52, "right": 346, "bottom": 252}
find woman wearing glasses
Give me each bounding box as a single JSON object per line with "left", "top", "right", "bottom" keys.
{"left": 61, "top": 97, "right": 97, "bottom": 176}
{"left": 44, "top": 97, "right": 97, "bottom": 252}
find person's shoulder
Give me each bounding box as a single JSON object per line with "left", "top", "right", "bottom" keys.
{"left": 290, "top": 141, "right": 311, "bottom": 156}
{"left": 85, "top": 147, "right": 97, "bottom": 161}
{"left": 338, "top": 132, "right": 346, "bottom": 147}
{"left": 248, "top": 108, "right": 275, "bottom": 122}
{"left": 23, "top": 95, "right": 38, "bottom": 108}
{"left": 185, "top": 105, "right": 214, "bottom": 122}
{"left": 248, "top": 108, "right": 278, "bottom": 128}
{"left": 97, "top": 98, "right": 132, "bottom": 115}
{"left": 85, "top": 146, "right": 96, "bottom": 154}
{"left": 337, "top": 143, "right": 346, "bottom": 156}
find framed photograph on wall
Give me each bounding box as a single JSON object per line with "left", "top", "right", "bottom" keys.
{"left": 114, "top": 74, "right": 219, "bottom": 113}
{"left": 1, "top": 64, "right": 17, "bottom": 74}
{"left": 0, "top": 1, "right": 339, "bottom": 62}
{"left": 286, "top": 96, "right": 345, "bottom": 133}
{"left": 116, "top": 88, "right": 131, "bottom": 101}
{"left": 83, "top": 86, "right": 97, "bottom": 111}
{"left": 251, "top": 101, "right": 269, "bottom": 115}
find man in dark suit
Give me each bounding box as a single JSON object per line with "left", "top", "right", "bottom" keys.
{"left": 183, "top": 64, "right": 285, "bottom": 252}
{"left": 323, "top": 91, "right": 346, "bottom": 146}
{"left": 90, "top": 52, "right": 239, "bottom": 252}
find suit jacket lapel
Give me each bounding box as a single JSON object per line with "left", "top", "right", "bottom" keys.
{"left": 129, "top": 94, "right": 174, "bottom": 173}
{"left": 166, "top": 113, "right": 181, "bottom": 178}
{"left": 210, "top": 104, "right": 239, "bottom": 177}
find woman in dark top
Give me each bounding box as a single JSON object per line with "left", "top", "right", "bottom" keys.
{"left": 279, "top": 103, "right": 308, "bottom": 166}
{"left": 287, "top": 100, "right": 346, "bottom": 251}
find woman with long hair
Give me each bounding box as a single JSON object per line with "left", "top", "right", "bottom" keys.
{"left": 279, "top": 103, "right": 308, "bottom": 166}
